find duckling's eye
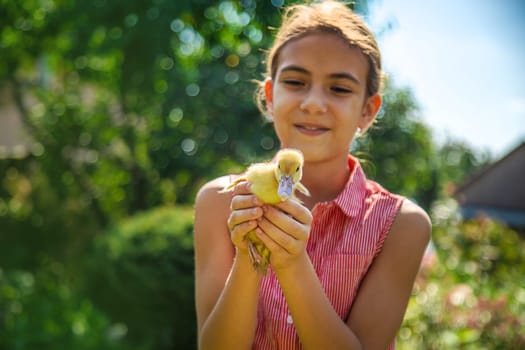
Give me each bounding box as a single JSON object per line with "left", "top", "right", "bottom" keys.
{"left": 296, "top": 166, "right": 300, "bottom": 172}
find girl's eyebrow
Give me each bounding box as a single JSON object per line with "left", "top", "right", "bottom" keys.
{"left": 330, "top": 72, "right": 361, "bottom": 85}
{"left": 280, "top": 65, "right": 361, "bottom": 85}
{"left": 280, "top": 65, "right": 309, "bottom": 75}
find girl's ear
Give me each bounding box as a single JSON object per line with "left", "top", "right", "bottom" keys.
{"left": 264, "top": 78, "right": 273, "bottom": 109}
{"left": 359, "top": 94, "right": 381, "bottom": 131}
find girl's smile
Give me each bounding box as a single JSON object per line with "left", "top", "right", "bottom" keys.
{"left": 294, "top": 122, "right": 331, "bottom": 137}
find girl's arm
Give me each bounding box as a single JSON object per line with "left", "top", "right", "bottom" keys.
{"left": 256, "top": 199, "right": 431, "bottom": 350}
{"left": 194, "top": 178, "right": 263, "bottom": 350}
{"left": 346, "top": 200, "right": 431, "bottom": 349}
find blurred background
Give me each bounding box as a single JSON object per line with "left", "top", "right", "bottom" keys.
{"left": 0, "top": 0, "right": 523, "bottom": 349}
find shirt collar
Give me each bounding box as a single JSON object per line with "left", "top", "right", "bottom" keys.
{"left": 333, "top": 155, "right": 368, "bottom": 218}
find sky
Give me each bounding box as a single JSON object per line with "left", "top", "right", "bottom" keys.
{"left": 367, "top": 0, "right": 525, "bottom": 158}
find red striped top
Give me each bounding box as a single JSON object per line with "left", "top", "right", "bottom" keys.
{"left": 253, "top": 156, "right": 404, "bottom": 349}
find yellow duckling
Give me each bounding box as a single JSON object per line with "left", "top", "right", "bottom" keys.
{"left": 222, "top": 148, "right": 310, "bottom": 275}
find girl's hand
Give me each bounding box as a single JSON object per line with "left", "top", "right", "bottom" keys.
{"left": 227, "top": 181, "right": 264, "bottom": 253}
{"left": 255, "top": 200, "right": 313, "bottom": 271}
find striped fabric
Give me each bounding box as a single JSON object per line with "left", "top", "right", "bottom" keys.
{"left": 253, "top": 156, "right": 404, "bottom": 349}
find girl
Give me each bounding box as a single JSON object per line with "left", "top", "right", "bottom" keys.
{"left": 194, "top": 1, "right": 431, "bottom": 349}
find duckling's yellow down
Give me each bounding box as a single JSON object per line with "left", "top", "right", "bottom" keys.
{"left": 222, "top": 149, "right": 310, "bottom": 275}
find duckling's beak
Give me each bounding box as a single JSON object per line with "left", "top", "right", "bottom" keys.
{"left": 278, "top": 175, "right": 293, "bottom": 200}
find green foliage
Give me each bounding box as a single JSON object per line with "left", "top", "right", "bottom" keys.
{"left": 354, "top": 79, "right": 438, "bottom": 209}
{"left": 436, "top": 140, "right": 492, "bottom": 196}
{"left": 397, "top": 200, "right": 525, "bottom": 349}
{"left": 0, "top": 262, "right": 136, "bottom": 350}
{"left": 0, "top": 160, "right": 102, "bottom": 270}
{"left": 80, "top": 205, "right": 196, "bottom": 350}
{"left": 1, "top": 0, "right": 287, "bottom": 221}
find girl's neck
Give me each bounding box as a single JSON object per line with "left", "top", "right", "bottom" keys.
{"left": 298, "top": 155, "right": 351, "bottom": 209}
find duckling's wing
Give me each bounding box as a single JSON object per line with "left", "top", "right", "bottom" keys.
{"left": 296, "top": 182, "right": 310, "bottom": 197}
{"left": 218, "top": 176, "right": 248, "bottom": 193}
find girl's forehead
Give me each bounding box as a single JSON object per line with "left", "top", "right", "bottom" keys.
{"left": 275, "top": 32, "right": 369, "bottom": 78}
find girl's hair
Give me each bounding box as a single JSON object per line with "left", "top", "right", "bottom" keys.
{"left": 255, "top": 0, "right": 382, "bottom": 116}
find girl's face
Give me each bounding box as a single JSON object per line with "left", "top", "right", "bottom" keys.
{"left": 266, "top": 32, "right": 381, "bottom": 164}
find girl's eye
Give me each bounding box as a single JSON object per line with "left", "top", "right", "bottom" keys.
{"left": 283, "top": 79, "right": 304, "bottom": 86}
{"left": 331, "top": 86, "right": 352, "bottom": 94}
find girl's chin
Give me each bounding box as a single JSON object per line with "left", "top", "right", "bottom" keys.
{"left": 292, "top": 146, "right": 351, "bottom": 163}
{"left": 287, "top": 147, "right": 330, "bottom": 162}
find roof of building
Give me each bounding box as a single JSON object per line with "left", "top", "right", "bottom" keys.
{"left": 455, "top": 141, "right": 525, "bottom": 210}
{"left": 454, "top": 141, "right": 525, "bottom": 227}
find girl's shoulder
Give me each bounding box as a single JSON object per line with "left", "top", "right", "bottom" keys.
{"left": 193, "top": 175, "right": 233, "bottom": 252}
{"left": 195, "top": 175, "right": 232, "bottom": 210}
{"left": 197, "top": 175, "right": 231, "bottom": 194}
{"left": 390, "top": 199, "right": 432, "bottom": 249}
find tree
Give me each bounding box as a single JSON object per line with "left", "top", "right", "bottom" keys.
{"left": 354, "top": 79, "right": 439, "bottom": 209}
{"left": 1, "top": 0, "right": 286, "bottom": 223}
{"left": 435, "top": 139, "right": 492, "bottom": 197}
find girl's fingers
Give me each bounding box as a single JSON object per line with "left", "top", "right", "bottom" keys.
{"left": 261, "top": 204, "right": 310, "bottom": 242}
{"left": 229, "top": 181, "right": 262, "bottom": 213}
{"left": 225, "top": 181, "right": 264, "bottom": 251}
{"left": 253, "top": 227, "right": 288, "bottom": 255}
{"left": 227, "top": 206, "right": 263, "bottom": 231}
{"left": 254, "top": 201, "right": 312, "bottom": 267}
{"left": 257, "top": 219, "right": 294, "bottom": 254}
{"left": 230, "top": 220, "right": 258, "bottom": 247}
{"left": 273, "top": 200, "right": 313, "bottom": 225}
{"left": 230, "top": 193, "right": 263, "bottom": 211}
{"left": 232, "top": 181, "right": 253, "bottom": 196}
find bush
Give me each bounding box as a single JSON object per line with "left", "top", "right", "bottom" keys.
{"left": 81, "top": 205, "right": 196, "bottom": 350}
{"left": 0, "top": 262, "right": 134, "bottom": 350}
{"left": 397, "top": 200, "right": 525, "bottom": 349}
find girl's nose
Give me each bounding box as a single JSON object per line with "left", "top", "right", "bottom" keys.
{"left": 300, "top": 87, "right": 327, "bottom": 114}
